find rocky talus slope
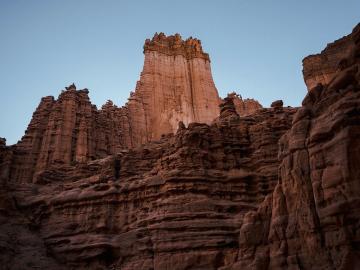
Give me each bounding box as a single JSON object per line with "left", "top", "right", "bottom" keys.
{"left": 0, "top": 24, "right": 359, "bottom": 269}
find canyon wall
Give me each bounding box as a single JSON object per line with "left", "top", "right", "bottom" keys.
{"left": 9, "top": 99, "right": 296, "bottom": 270}
{"left": 228, "top": 22, "right": 360, "bottom": 270}
{"left": 1, "top": 24, "right": 359, "bottom": 270}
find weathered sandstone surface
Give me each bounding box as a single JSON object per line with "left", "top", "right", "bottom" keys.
{"left": 0, "top": 24, "right": 359, "bottom": 269}
{"left": 4, "top": 99, "right": 296, "bottom": 269}
{"left": 10, "top": 86, "right": 133, "bottom": 183}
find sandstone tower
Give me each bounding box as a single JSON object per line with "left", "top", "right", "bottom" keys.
{"left": 127, "top": 32, "right": 221, "bottom": 142}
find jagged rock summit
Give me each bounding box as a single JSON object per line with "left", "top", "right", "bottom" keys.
{"left": 144, "top": 32, "right": 210, "bottom": 60}
{"left": 227, "top": 92, "right": 263, "bottom": 116}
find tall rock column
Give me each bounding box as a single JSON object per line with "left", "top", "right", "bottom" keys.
{"left": 127, "top": 32, "right": 221, "bottom": 142}
{"left": 10, "top": 96, "right": 55, "bottom": 183}
{"left": 34, "top": 85, "right": 95, "bottom": 175}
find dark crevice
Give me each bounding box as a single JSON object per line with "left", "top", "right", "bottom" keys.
{"left": 114, "top": 158, "right": 121, "bottom": 180}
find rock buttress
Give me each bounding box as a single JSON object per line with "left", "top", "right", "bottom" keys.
{"left": 228, "top": 22, "right": 360, "bottom": 270}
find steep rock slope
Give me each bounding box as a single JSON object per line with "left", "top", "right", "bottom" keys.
{"left": 0, "top": 138, "right": 67, "bottom": 269}
{"left": 228, "top": 23, "right": 360, "bottom": 270}
{"left": 10, "top": 86, "right": 133, "bottom": 183}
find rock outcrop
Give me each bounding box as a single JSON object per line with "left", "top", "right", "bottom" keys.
{"left": 227, "top": 92, "right": 262, "bottom": 116}
{"left": 270, "top": 99, "right": 283, "bottom": 108}
{"left": 302, "top": 24, "right": 360, "bottom": 90}
{"left": 9, "top": 34, "right": 263, "bottom": 184}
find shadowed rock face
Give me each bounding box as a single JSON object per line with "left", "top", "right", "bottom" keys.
{"left": 302, "top": 24, "right": 360, "bottom": 91}
{"left": 227, "top": 23, "right": 360, "bottom": 270}
{"left": 6, "top": 104, "right": 296, "bottom": 270}
{"left": 0, "top": 24, "right": 359, "bottom": 269}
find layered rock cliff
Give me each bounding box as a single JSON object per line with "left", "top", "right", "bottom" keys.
{"left": 1, "top": 24, "right": 359, "bottom": 270}
{"left": 7, "top": 99, "right": 296, "bottom": 270}
{"left": 228, "top": 22, "right": 360, "bottom": 270}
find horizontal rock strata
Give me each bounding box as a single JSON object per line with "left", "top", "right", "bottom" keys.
{"left": 5, "top": 100, "right": 296, "bottom": 269}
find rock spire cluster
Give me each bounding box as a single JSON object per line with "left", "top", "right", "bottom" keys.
{"left": 1, "top": 24, "right": 359, "bottom": 269}
{"left": 8, "top": 33, "right": 261, "bottom": 183}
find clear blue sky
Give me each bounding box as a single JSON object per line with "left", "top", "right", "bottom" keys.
{"left": 0, "top": 0, "right": 359, "bottom": 144}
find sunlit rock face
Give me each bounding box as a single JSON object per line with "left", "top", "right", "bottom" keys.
{"left": 131, "top": 32, "right": 221, "bottom": 141}
{"left": 0, "top": 24, "right": 359, "bottom": 269}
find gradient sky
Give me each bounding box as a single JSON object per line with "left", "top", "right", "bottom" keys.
{"left": 1, "top": 0, "right": 359, "bottom": 144}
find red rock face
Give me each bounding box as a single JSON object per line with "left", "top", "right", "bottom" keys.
{"left": 10, "top": 86, "right": 134, "bottom": 183}
{"left": 0, "top": 25, "right": 359, "bottom": 269}
{"left": 11, "top": 101, "right": 296, "bottom": 270}
{"left": 129, "top": 32, "right": 221, "bottom": 141}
